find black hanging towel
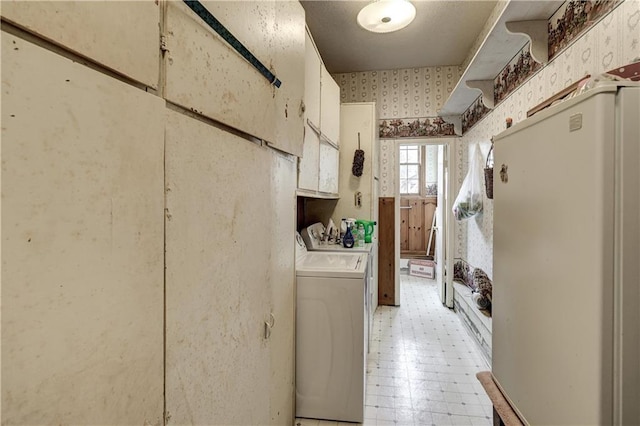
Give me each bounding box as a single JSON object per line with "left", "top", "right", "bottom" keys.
{"left": 352, "top": 132, "right": 365, "bottom": 177}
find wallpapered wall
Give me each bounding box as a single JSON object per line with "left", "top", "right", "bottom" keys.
{"left": 459, "top": 0, "right": 640, "bottom": 278}
{"left": 332, "top": 0, "right": 639, "bottom": 278}
{"left": 333, "top": 66, "right": 463, "bottom": 196}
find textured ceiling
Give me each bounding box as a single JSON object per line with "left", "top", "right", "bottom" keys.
{"left": 301, "top": 0, "right": 499, "bottom": 73}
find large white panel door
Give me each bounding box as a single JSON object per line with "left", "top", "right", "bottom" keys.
{"left": 1, "top": 33, "right": 165, "bottom": 424}
{"left": 165, "top": 110, "right": 274, "bottom": 424}
{"left": 1, "top": 1, "right": 160, "bottom": 88}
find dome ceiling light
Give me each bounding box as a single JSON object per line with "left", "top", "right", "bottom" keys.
{"left": 357, "top": 0, "right": 417, "bottom": 34}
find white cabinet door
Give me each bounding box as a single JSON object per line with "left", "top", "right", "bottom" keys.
{"left": 1, "top": 1, "right": 160, "bottom": 88}
{"left": 318, "top": 141, "right": 339, "bottom": 194}
{"left": 304, "top": 28, "right": 321, "bottom": 129}
{"left": 271, "top": 0, "right": 305, "bottom": 157}
{"left": 321, "top": 65, "right": 341, "bottom": 146}
{"left": 165, "top": 110, "right": 273, "bottom": 424}
{"left": 298, "top": 125, "right": 320, "bottom": 191}
{"left": 2, "top": 33, "right": 164, "bottom": 425}
{"left": 165, "top": 1, "right": 273, "bottom": 142}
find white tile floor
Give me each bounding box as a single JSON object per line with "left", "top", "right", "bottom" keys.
{"left": 296, "top": 273, "right": 493, "bottom": 426}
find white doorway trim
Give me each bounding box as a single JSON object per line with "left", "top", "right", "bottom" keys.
{"left": 394, "top": 137, "right": 456, "bottom": 308}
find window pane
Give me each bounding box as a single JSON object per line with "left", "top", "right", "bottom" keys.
{"left": 408, "top": 179, "right": 419, "bottom": 194}
{"left": 399, "top": 148, "right": 407, "bottom": 163}
{"left": 407, "top": 165, "right": 419, "bottom": 180}
{"left": 400, "top": 179, "right": 408, "bottom": 194}
{"left": 407, "top": 147, "right": 419, "bottom": 163}
{"left": 399, "top": 165, "right": 407, "bottom": 180}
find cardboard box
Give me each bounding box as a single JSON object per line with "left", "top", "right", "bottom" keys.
{"left": 409, "top": 259, "right": 435, "bottom": 279}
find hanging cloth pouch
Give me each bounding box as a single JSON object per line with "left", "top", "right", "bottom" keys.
{"left": 484, "top": 140, "right": 494, "bottom": 199}
{"left": 452, "top": 143, "right": 484, "bottom": 221}
{"left": 352, "top": 132, "right": 365, "bottom": 177}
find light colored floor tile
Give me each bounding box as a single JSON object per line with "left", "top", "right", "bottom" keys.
{"left": 470, "top": 415, "right": 493, "bottom": 426}
{"left": 465, "top": 403, "right": 487, "bottom": 417}
{"left": 447, "top": 401, "right": 468, "bottom": 416}
{"left": 376, "top": 407, "right": 395, "bottom": 421}
{"left": 450, "top": 414, "right": 474, "bottom": 425}
{"left": 431, "top": 412, "right": 453, "bottom": 425}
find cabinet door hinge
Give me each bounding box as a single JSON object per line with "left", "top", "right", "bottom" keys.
{"left": 160, "top": 34, "right": 169, "bottom": 53}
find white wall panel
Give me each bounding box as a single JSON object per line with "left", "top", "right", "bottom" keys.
{"left": 1, "top": 32, "right": 165, "bottom": 424}
{"left": 0, "top": 1, "right": 159, "bottom": 88}
{"left": 165, "top": 110, "right": 274, "bottom": 424}
{"left": 165, "top": 1, "right": 275, "bottom": 145}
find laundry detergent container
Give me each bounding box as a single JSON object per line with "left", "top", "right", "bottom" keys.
{"left": 355, "top": 220, "right": 376, "bottom": 243}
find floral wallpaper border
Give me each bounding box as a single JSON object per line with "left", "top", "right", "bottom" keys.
{"left": 461, "top": 0, "right": 625, "bottom": 134}
{"left": 379, "top": 116, "right": 456, "bottom": 138}
{"left": 549, "top": 0, "right": 624, "bottom": 59}
{"left": 461, "top": 97, "right": 491, "bottom": 134}
{"left": 494, "top": 43, "right": 543, "bottom": 105}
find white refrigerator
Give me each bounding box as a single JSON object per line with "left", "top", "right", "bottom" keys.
{"left": 492, "top": 81, "right": 640, "bottom": 425}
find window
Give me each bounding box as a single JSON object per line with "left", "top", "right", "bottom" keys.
{"left": 399, "top": 145, "right": 421, "bottom": 194}
{"left": 424, "top": 145, "right": 438, "bottom": 196}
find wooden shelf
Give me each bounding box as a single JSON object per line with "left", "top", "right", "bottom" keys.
{"left": 438, "top": 1, "right": 563, "bottom": 117}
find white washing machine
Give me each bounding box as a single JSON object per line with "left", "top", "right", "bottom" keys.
{"left": 301, "top": 222, "right": 378, "bottom": 347}
{"left": 295, "top": 233, "right": 368, "bottom": 423}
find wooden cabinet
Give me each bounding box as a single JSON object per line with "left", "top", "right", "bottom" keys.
{"left": 165, "top": 1, "right": 305, "bottom": 157}
{"left": 297, "top": 27, "right": 340, "bottom": 197}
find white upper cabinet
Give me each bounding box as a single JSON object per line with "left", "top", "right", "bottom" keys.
{"left": 271, "top": 1, "right": 306, "bottom": 157}
{"left": 298, "top": 27, "right": 340, "bottom": 197}
{"left": 318, "top": 141, "right": 340, "bottom": 194}
{"left": 320, "top": 65, "right": 341, "bottom": 146}
{"left": 304, "top": 28, "right": 322, "bottom": 130}
{"left": 0, "top": 1, "right": 160, "bottom": 88}
{"left": 298, "top": 125, "right": 321, "bottom": 192}
{"left": 164, "top": 1, "right": 305, "bottom": 156}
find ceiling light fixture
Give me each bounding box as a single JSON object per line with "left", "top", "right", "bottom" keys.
{"left": 357, "top": 0, "right": 416, "bottom": 34}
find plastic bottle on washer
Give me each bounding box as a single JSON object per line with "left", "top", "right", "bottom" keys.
{"left": 357, "top": 223, "right": 365, "bottom": 248}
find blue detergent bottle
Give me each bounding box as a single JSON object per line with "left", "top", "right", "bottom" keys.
{"left": 343, "top": 225, "right": 355, "bottom": 248}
